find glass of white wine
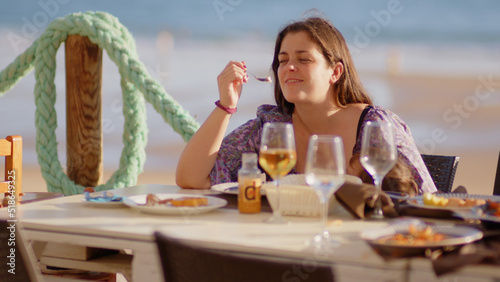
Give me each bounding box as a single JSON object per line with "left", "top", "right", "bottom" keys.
{"left": 259, "top": 122, "right": 297, "bottom": 224}
{"left": 305, "top": 135, "right": 345, "bottom": 248}
{"left": 359, "top": 121, "right": 398, "bottom": 219}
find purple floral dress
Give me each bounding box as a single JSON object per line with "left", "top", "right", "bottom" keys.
{"left": 210, "top": 104, "right": 437, "bottom": 194}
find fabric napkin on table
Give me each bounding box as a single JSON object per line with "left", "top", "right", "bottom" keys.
{"left": 335, "top": 183, "right": 398, "bottom": 219}
{"left": 450, "top": 185, "right": 467, "bottom": 194}
{"left": 431, "top": 233, "right": 500, "bottom": 276}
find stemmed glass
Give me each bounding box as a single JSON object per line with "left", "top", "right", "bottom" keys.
{"left": 259, "top": 122, "right": 297, "bottom": 223}
{"left": 359, "top": 121, "right": 398, "bottom": 219}
{"left": 305, "top": 135, "right": 346, "bottom": 248}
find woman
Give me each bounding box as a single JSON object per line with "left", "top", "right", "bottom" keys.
{"left": 176, "top": 17, "right": 436, "bottom": 196}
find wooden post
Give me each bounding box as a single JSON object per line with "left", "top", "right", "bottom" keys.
{"left": 65, "top": 35, "right": 103, "bottom": 187}
{"left": 50, "top": 36, "right": 117, "bottom": 279}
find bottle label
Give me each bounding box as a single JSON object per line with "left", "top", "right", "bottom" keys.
{"left": 238, "top": 179, "right": 262, "bottom": 213}
{"left": 245, "top": 184, "right": 256, "bottom": 200}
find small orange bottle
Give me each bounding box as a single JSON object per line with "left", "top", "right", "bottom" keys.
{"left": 238, "top": 153, "right": 262, "bottom": 213}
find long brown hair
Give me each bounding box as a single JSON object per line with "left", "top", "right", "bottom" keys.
{"left": 272, "top": 17, "right": 372, "bottom": 114}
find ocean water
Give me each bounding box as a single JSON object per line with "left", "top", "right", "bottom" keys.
{"left": 2, "top": 0, "right": 500, "bottom": 43}
{"left": 1, "top": 0, "right": 500, "bottom": 172}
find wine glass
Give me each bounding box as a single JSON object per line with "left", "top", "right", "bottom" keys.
{"left": 359, "top": 121, "right": 398, "bottom": 219}
{"left": 304, "top": 135, "right": 346, "bottom": 248}
{"left": 259, "top": 122, "right": 297, "bottom": 223}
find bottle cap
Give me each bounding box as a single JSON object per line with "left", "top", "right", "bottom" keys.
{"left": 242, "top": 152, "right": 257, "bottom": 166}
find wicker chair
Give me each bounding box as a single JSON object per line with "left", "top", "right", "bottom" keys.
{"left": 154, "top": 232, "right": 334, "bottom": 282}
{"left": 421, "top": 154, "right": 460, "bottom": 193}
{"left": 493, "top": 151, "right": 500, "bottom": 195}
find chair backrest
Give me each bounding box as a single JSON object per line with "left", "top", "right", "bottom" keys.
{"left": 493, "top": 151, "right": 500, "bottom": 195}
{"left": 421, "top": 154, "right": 459, "bottom": 193}
{"left": 0, "top": 136, "right": 22, "bottom": 202}
{"left": 0, "top": 219, "right": 44, "bottom": 282}
{"left": 154, "top": 231, "right": 335, "bottom": 282}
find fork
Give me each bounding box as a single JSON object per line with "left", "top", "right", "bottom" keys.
{"left": 248, "top": 71, "right": 272, "bottom": 83}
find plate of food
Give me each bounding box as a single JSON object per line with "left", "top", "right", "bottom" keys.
{"left": 210, "top": 182, "right": 264, "bottom": 195}
{"left": 123, "top": 193, "right": 227, "bottom": 215}
{"left": 211, "top": 173, "right": 267, "bottom": 195}
{"left": 81, "top": 191, "right": 126, "bottom": 208}
{"left": 406, "top": 193, "right": 500, "bottom": 212}
{"left": 467, "top": 200, "right": 500, "bottom": 225}
{"left": 361, "top": 218, "right": 483, "bottom": 257}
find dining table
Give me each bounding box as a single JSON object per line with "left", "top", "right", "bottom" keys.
{"left": 1, "top": 183, "right": 499, "bottom": 282}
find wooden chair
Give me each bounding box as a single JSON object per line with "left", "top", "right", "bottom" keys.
{"left": 0, "top": 136, "right": 66, "bottom": 207}
{"left": 0, "top": 135, "right": 22, "bottom": 204}
{"left": 154, "top": 231, "right": 335, "bottom": 282}
{"left": 421, "top": 154, "right": 460, "bottom": 193}
{"left": 493, "top": 151, "right": 500, "bottom": 195}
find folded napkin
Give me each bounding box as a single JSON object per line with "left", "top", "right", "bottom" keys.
{"left": 431, "top": 232, "right": 500, "bottom": 276}
{"left": 335, "top": 183, "right": 398, "bottom": 219}
{"left": 450, "top": 185, "right": 468, "bottom": 194}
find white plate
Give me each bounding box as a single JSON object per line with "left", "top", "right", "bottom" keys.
{"left": 211, "top": 182, "right": 267, "bottom": 196}
{"left": 123, "top": 194, "right": 227, "bottom": 215}
{"left": 407, "top": 193, "right": 500, "bottom": 211}
{"left": 361, "top": 218, "right": 483, "bottom": 252}
{"left": 81, "top": 198, "right": 126, "bottom": 208}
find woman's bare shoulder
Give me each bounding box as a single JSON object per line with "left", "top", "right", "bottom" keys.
{"left": 344, "top": 103, "right": 370, "bottom": 115}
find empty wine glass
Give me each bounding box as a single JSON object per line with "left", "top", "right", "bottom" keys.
{"left": 259, "top": 122, "right": 297, "bottom": 223}
{"left": 305, "top": 135, "right": 346, "bottom": 248}
{"left": 359, "top": 121, "right": 398, "bottom": 219}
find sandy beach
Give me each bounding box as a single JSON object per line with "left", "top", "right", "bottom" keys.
{"left": 386, "top": 72, "right": 500, "bottom": 196}
{"left": 19, "top": 147, "right": 497, "bottom": 196}
{"left": 18, "top": 147, "right": 498, "bottom": 197}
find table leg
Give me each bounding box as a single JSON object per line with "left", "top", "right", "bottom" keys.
{"left": 31, "top": 241, "right": 48, "bottom": 261}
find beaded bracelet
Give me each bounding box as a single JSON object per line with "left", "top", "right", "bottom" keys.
{"left": 215, "top": 100, "right": 237, "bottom": 114}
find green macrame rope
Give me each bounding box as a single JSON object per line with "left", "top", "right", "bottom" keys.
{"left": 0, "top": 11, "right": 200, "bottom": 195}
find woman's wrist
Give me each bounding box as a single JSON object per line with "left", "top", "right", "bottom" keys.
{"left": 215, "top": 100, "right": 237, "bottom": 114}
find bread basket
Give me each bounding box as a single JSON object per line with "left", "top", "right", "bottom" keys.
{"left": 263, "top": 174, "right": 362, "bottom": 217}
